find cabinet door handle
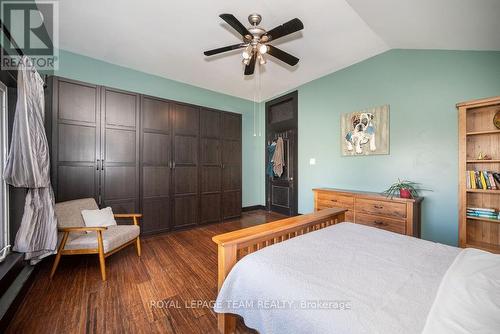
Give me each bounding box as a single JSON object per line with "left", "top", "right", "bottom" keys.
{"left": 96, "top": 159, "right": 100, "bottom": 170}
{"left": 101, "top": 160, "right": 105, "bottom": 170}
{"left": 374, "top": 205, "right": 383, "bottom": 209}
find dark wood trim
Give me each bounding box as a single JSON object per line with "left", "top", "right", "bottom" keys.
{"left": 264, "top": 90, "right": 298, "bottom": 216}
{"left": 242, "top": 205, "right": 266, "bottom": 212}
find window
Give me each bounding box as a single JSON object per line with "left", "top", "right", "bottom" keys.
{"left": 0, "top": 81, "right": 9, "bottom": 262}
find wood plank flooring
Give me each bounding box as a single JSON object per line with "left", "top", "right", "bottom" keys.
{"left": 7, "top": 210, "right": 285, "bottom": 334}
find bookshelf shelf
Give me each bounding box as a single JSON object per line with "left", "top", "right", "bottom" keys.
{"left": 465, "top": 241, "right": 500, "bottom": 254}
{"left": 466, "top": 130, "right": 500, "bottom": 136}
{"left": 466, "top": 216, "right": 500, "bottom": 224}
{"left": 466, "top": 189, "right": 500, "bottom": 194}
{"left": 458, "top": 96, "right": 500, "bottom": 254}
{"left": 466, "top": 159, "right": 500, "bottom": 163}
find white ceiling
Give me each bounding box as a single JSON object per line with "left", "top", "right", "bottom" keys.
{"left": 51, "top": 0, "right": 500, "bottom": 101}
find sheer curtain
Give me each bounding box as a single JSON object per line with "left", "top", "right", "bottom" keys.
{"left": 3, "top": 56, "right": 57, "bottom": 264}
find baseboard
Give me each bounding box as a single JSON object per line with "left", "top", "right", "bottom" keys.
{"left": 242, "top": 205, "right": 266, "bottom": 212}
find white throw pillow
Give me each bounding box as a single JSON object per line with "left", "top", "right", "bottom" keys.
{"left": 81, "top": 207, "right": 117, "bottom": 232}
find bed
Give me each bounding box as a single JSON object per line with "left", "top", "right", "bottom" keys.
{"left": 212, "top": 208, "right": 500, "bottom": 334}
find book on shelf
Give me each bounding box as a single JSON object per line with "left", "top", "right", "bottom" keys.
{"left": 466, "top": 170, "right": 499, "bottom": 190}
{"left": 466, "top": 207, "right": 500, "bottom": 220}
{"left": 467, "top": 207, "right": 496, "bottom": 212}
{"left": 480, "top": 171, "right": 488, "bottom": 189}
{"left": 488, "top": 173, "right": 497, "bottom": 190}
{"left": 493, "top": 173, "right": 500, "bottom": 187}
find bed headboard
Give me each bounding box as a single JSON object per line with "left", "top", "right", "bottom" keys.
{"left": 212, "top": 207, "right": 346, "bottom": 333}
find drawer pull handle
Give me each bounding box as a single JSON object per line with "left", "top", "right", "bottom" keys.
{"left": 374, "top": 205, "right": 384, "bottom": 209}
{"left": 373, "top": 221, "right": 385, "bottom": 225}
{"left": 330, "top": 199, "right": 337, "bottom": 202}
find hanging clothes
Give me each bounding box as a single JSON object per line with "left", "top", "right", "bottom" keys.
{"left": 3, "top": 56, "right": 57, "bottom": 264}
{"left": 272, "top": 137, "right": 285, "bottom": 177}
{"left": 267, "top": 141, "right": 276, "bottom": 177}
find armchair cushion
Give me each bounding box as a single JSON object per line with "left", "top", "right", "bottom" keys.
{"left": 63, "top": 225, "right": 140, "bottom": 253}
{"left": 55, "top": 198, "right": 99, "bottom": 234}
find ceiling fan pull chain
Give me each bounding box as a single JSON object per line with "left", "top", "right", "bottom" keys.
{"left": 258, "top": 63, "right": 262, "bottom": 137}
{"left": 253, "top": 69, "right": 257, "bottom": 137}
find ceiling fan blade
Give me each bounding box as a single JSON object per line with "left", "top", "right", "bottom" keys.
{"left": 220, "top": 14, "right": 252, "bottom": 39}
{"left": 267, "top": 45, "right": 299, "bottom": 66}
{"left": 244, "top": 52, "right": 257, "bottom": 75}
{"left": 264, "top": 18, "right": 304, "bottom": 41}
{"left": 204, "top": 43, "right": 246, "bottom": 56}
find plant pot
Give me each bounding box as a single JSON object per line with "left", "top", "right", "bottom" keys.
{"left": 399, "top": 188, "right": 412, "bottom": 199}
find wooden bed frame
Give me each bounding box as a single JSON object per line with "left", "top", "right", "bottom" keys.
{"left": 212, "top": 208, "right": 346, "bottom": 334}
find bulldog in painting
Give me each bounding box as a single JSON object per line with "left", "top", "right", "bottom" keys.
{"left": 345, "top": 112, "right": 376, "bottom": 154}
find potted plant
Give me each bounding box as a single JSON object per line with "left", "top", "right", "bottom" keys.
{"left": 383, "top": 179, "right": 428, "bottom": 199}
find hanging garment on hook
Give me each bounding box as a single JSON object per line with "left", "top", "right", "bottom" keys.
{"left": 272, "top": 137, "right": 284, "bottom": 177}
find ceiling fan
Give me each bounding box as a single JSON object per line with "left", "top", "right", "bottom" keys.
{"left": 204, "top": 13, "right": 304, "bottom": 75}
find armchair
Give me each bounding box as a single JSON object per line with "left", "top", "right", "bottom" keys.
{"left": 50, "top": 198, "right": 142, "bottom": 281}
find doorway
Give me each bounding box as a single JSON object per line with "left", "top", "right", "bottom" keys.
{"left": 265, "top": 91, "right": 298, "bottom": 216}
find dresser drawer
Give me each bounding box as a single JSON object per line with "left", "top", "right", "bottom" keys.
{"left": 355, "top": 213, "right": 406, "bottom": 235}
{"left": 356, "top": 198, "right": 406, "bottom": 219}
{"left": 316, "top": 193, "right": 354, "bottom": 210}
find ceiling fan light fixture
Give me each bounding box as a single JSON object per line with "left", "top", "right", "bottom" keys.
{"left": 258, "top": 54, "right": 266, "bottom": 65}
{"left": 242, "top": 45, "right": 253, "bottom": 59}
{"left": 204, "top": 14, "right": 304, "bottom": 75}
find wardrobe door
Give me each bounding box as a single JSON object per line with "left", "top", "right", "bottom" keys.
{"left": 172, "top": 104, "right": 199, "bottom": 228}
{"left": 52, "top": 78, "right": 100, "bottom": 203}
{"left": 199, "top": 109, "right": 222, "bottom": 224}
{"left": 141, "top": 96, "right": 171, "bottom": 234}
{"left": 221, "top": 112, "right": 242, "bottom": 219}
{"left": 100, "top": 87, "right": 140, "bottom": 214}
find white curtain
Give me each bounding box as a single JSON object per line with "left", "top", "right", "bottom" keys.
{"left": 3, "top": 56, "right": 57, "bottom": 264}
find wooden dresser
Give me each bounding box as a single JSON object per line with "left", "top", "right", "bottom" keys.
{"left": 313, "top": 188, "right": 423, "bottom": 237}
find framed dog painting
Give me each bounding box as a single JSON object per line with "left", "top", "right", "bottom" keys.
{"left": 341, "top": 105, "right": 390, "bottom": 156}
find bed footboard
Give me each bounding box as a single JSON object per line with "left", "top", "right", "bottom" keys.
{"left": 212, "top": 208, "right": 347, "bottom": 334}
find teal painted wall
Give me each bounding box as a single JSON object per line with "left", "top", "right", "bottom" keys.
{"left": 55, "top": 50, "right": 265, "bottom": 207}
{"left": 280, "top": 49, "right": 500, "bottom": 246}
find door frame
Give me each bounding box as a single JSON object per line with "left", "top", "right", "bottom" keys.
{"left": 265, "top": 90, "right": 298, "bottom": 216}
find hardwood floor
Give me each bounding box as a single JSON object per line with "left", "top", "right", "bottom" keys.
{"left": 7, "top": 210, "right": 285, "bottom": 334}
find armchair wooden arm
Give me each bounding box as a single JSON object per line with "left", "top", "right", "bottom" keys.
{"left": 114, "top": 213, "right": 142, "bottom": 218}
{"left": 114, "top": 213, "right": 142, "bottom": 226}
{"left": 58, "top": 226, "right": 108, "bottom": 232}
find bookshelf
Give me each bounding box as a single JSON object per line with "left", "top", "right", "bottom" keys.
{"left": 458, "top": 96, "right": 500, "bottom": 254}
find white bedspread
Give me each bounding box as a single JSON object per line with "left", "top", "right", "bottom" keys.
{"left": 214, "top": 222, "right": 460, "bottom": 334}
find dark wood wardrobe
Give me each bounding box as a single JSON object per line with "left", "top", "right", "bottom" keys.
{"left": 49, "top": 77, "right": 242, "bottom": 234}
